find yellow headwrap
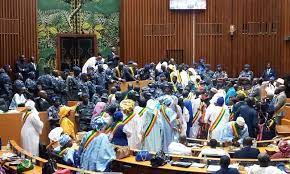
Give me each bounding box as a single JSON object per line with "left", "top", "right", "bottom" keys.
{"left": 120, "top": 99, "right": 135, "bottom": 114}
{"left": 59, "top": 106, "right": 77, "bottom": 118}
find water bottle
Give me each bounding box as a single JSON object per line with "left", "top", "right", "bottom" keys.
{"left": 6, "top": 139, "right": 11, "bottom": 151}
{"left": 253, "top": 139, "right": 257, "bottom": 148}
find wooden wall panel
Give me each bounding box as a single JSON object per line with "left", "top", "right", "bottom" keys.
{"left": 195, "top": 0, "right": 290, "bottom": 77}
{"left": 0, "top": 0, "right": 37, "bottom": 69}
{"left": 120, "top": 0, "right": 195, "bottom": 66}
{"left": 121, "top": 0, "right": 290, "bottom": 77}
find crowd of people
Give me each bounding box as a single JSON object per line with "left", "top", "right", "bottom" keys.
{"left": 0, "top": 51, "right": 288, "bottom": 173}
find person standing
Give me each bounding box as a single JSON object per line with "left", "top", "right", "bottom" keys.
{"left": 141, "top": 99, "right": 163, "bottom": 152}
{"left": 21, "top": 100, "right": 44, "bottom": 156}
{"left": 79, "top": 116, "right": 116, "bottom": 172}
{"left": 235, "top": 98, "right": 258, "bottom": 138}
{"left": 205, "top": 97, "right": 230, "bottom": 140}
{"left": 262, "top": 62, "right": 276, "bottom": 81}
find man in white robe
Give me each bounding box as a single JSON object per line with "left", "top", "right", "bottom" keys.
{"left": 204, "top": 97, "right": 230, "bottom": 140}
{"left": 219, "top": 117, "right": 249, "bottom": 144}
{"left": 9, "top": 87, "right": 27, "bottom": 110}
{"left": 188, "top": 96, "right": 205, "bottom": 138}
{"left": 141, "top": 99, "right": 163, "bottom": 152}
{"left": 82, "top": 55, "right": 107, "bottom": 73}
{"left": 121, "top": 99, "right": 142, "bottom": 149}
{"left": 21, "top": 100, "right": 43, "bottom": 156}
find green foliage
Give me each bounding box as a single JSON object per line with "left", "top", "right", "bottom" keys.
{"left": 37, "top": 0, "right": 120, "bottom": 69}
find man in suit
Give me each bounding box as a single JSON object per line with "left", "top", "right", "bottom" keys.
{"left": 27, "top": 56, "right": 38, "bottom": 77}
{"left": 214, "top": 155, "right": 239, "bottom": 174}
{"left": 113, "top": 62, "right": 126, "bottom": 82}
{"left": 15, "top": 55, "right": 29, "bottom": 80}
{"left": 233, "top": 137, "right": 260, "bottom": 159}
{"left": 123, "top": 61, "right": 137, "bottom": 81}
{"left": 235, "top": 97, "right": 258, "bottom": 138}
{"left": 108, "top": 47, "right": 119, "bottom": 68}
{"left": 262, "top": 62, "right": 276, "bottom": 81}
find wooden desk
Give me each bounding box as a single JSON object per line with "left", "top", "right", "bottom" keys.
{"left": 0, "top": 109, "right": 77, "bottom": 145}
{"left": 276, "top": 125, "right": 290, "bottom": 136}
{"left": 114, "top": 156, "right": 209, "bottom": 174}
{"left": 7, "top": 141, "right": 102, "bottom": 174}
{"left": 190, "top": 146, "right": 278, "bottom": 155}
{"left": 109, "top": 80, "right": 153, "bottom": 92}
{"left": 0, "top": 149, "right": 43, "bottom": 174}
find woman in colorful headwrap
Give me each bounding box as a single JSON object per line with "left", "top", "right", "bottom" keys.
{"left": 109, "top": 111, "right": 128, "bottom": 146}
{"left": 159, "top": 97, "right": 178, "bottom": 152}
{"left": 20, "top": 100, "right": 43, "bottom": 156}
{"left": 59, "top": 106, "right": 76, "bottom": 139}
{"left": 79, "top": 116, "right": 116, "bottom": 172}
{"left": 271, "top": 140, "right": 290, "bottom": 159}
{"left": 120, "top": 99, "right": 142, "bottom": 149}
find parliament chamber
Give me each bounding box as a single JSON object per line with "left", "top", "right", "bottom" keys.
{"left": 1, "top": 0, "right": 290, "bottom": 173}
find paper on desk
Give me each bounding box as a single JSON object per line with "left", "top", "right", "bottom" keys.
{"left": 191, "top": 163, "right": 206, "bottom": 168}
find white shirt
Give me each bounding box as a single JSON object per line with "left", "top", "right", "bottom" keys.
{"left": 168, "top": 142, "right": 192, "bottom": 156}
{"left": 198, "top": 147, "right": 229, "bottom": 157}
{"left": 247, "top": 165, "right": 286, "bottom": 174}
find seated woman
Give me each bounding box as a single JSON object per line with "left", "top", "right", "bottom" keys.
{"left": 53, "top": 134, "right": 79, "bottom": 167}
{"left": 79, "top": 116, "right": 116, "bottom": 172}
{"left": 59, "top": 106, "right": 76, "bottom": 139}
{"left": 110, "top": 111, "right": 128, "bottom": 146}
{"left": 271, "top": 140, "right": 290, "bottom": 159}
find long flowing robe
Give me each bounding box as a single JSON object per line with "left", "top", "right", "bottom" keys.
{"left": 123, "top": 112, "right": 142, "bottom": 149}
{"left": 141, "top": 109, "right": 163, "bottom": 152}
{"left": 204, "top": 105, "right": 230, "bottom": 140}
{"left": 189, "top": 98, "right": 204, "bottom": 138}
{"left": 219, "top": 121, "right": 249, "bottom": 143}
{"left": 21, "top": 110, "right": 43, "bottom": 156}
{"left": 159, "top": 106, "right": 178, "bottom": 152}
{"left": 79, "top": 132, "right": 116, "bottom": 171}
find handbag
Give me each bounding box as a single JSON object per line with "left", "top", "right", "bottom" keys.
{"left": 150, "top": 150, "right": 168, "bottom": 167}
{"left": 115, "top": 146, "right": 131, "bottom": 159}
{"left": 135, "top": 150, "right": 152, "bottom": 161}
{"left": 42, "top": 158, "right": 57, "bottom": 174}
{"left": 16, "top": 159, "right": 34, "bottom": 173}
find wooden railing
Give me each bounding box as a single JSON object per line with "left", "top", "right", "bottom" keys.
{"left": 9, "top": 140, "right": 101, "bottom": 174}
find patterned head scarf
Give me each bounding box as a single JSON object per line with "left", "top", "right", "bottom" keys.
{"left": 59, "top": 134, "right": 71, "bottom": 147}
{"left": 120, "top": 99, "right": 135, "bottom": 114}
{"left": 93, "top": 102, "right": 106, "bottom": 117}
{"left": 59, "top": 106, "right": 75, "bottom": 118}
{"left": 163, "top": 97, "right": 173, "bottom": 106}
{"left": 278, "top": 140, "right": 290, "bottom": 154}
{"left": 90, "top": 116, "right": 107, "bottom": 131}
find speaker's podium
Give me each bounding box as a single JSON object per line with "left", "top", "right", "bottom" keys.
{"left": 56, "top": 33, "right": 97, "bottom": 70}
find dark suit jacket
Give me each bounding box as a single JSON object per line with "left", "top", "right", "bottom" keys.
{"left": 235, "top": 105, "right": 258, "bottom": 138}
{"left": 214, "top": 168, "right": 240, "bottom": 174}
{"left": 262, "top": 68, "right": 276, "bottom": 81}
{"left": 233, "top": 146, "right": 260, "bottom": 159}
